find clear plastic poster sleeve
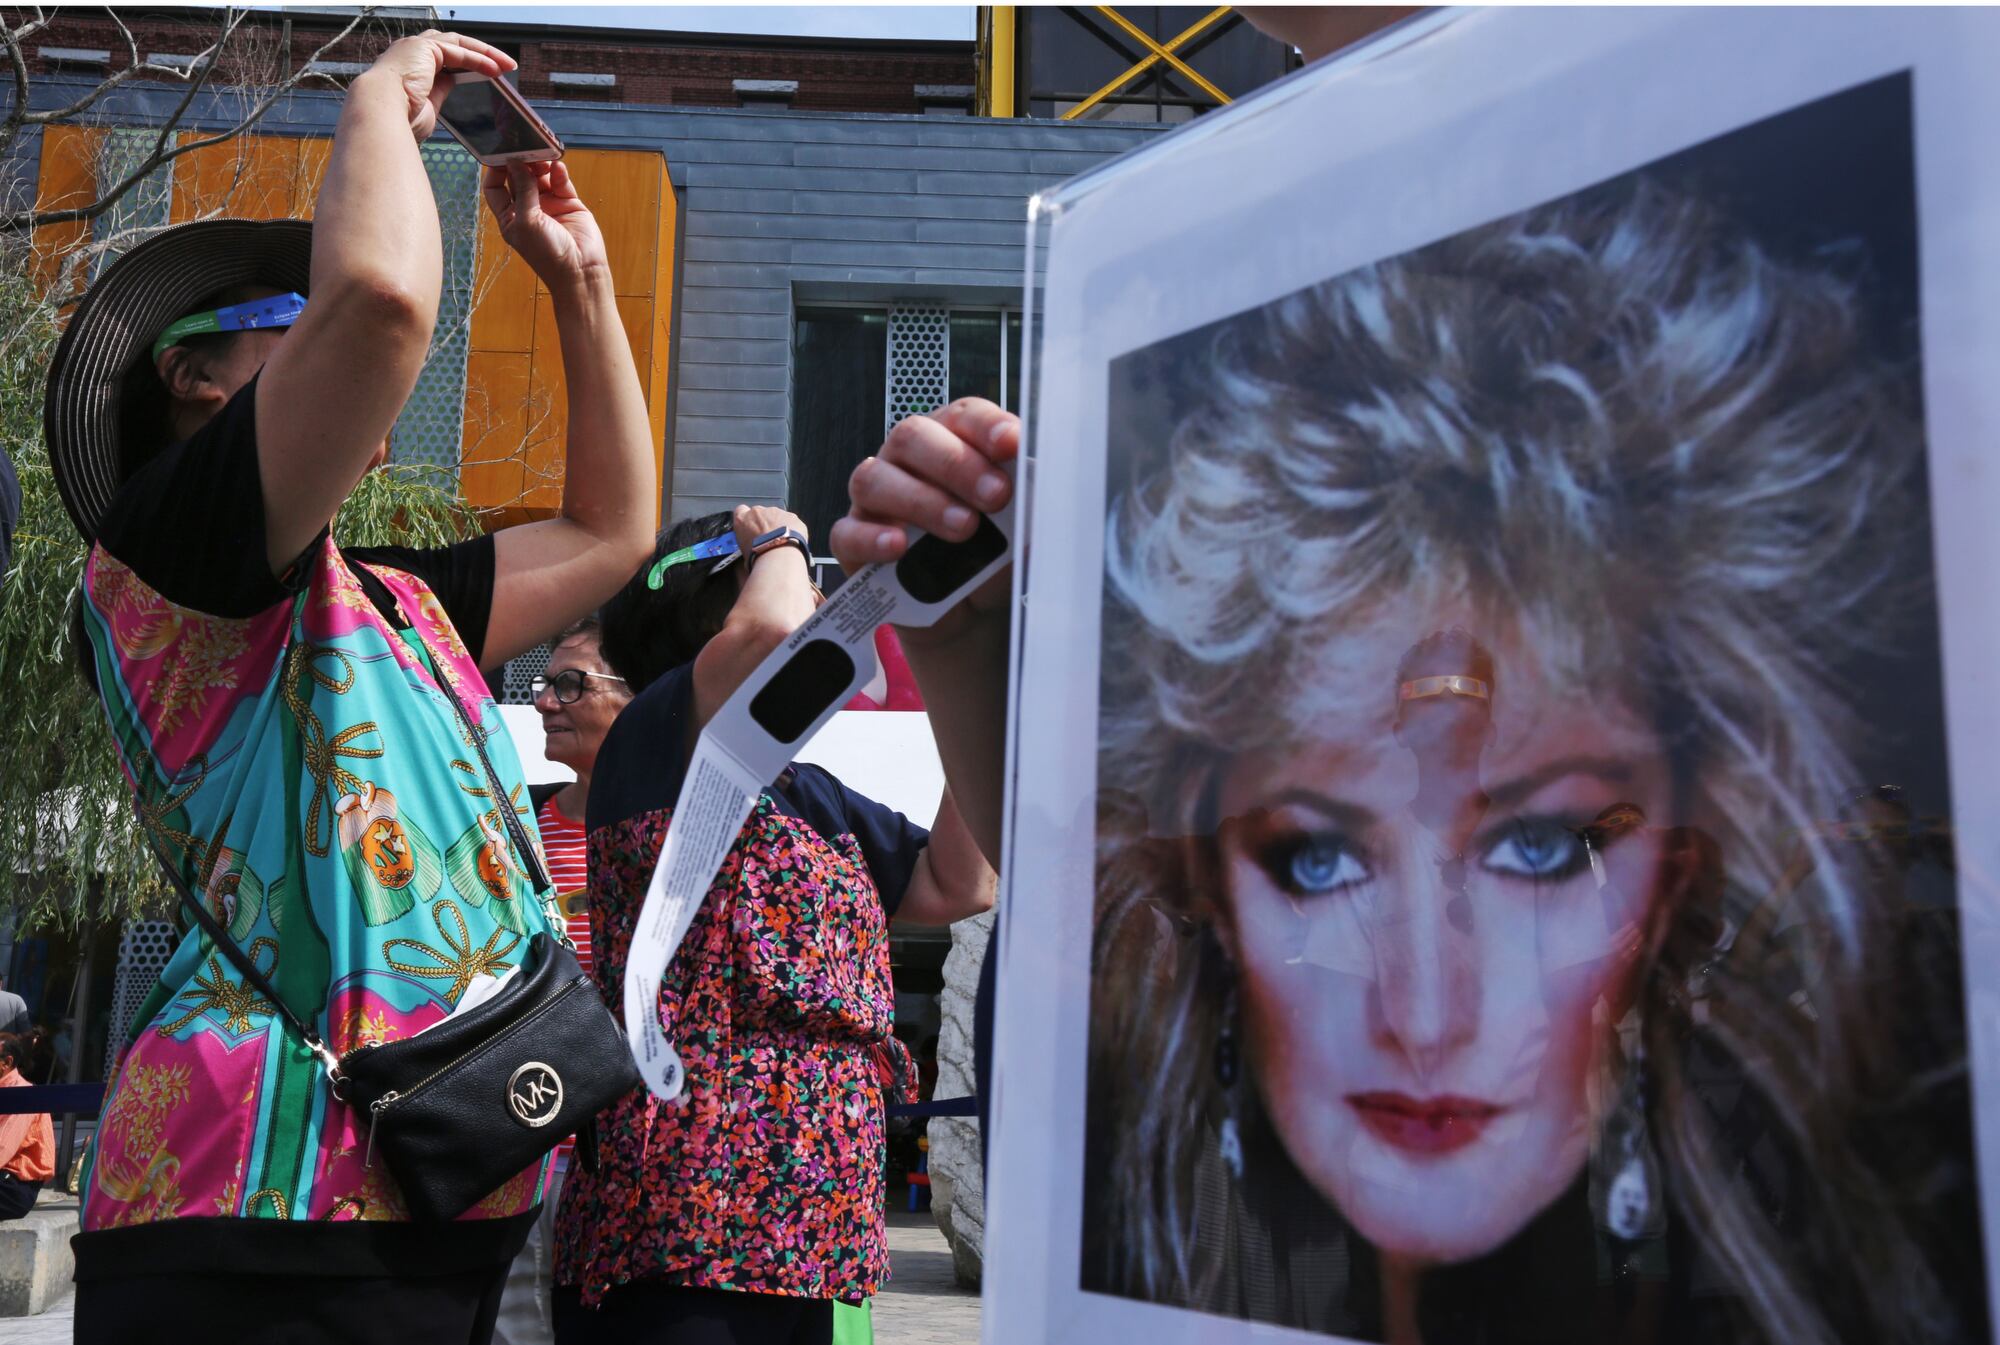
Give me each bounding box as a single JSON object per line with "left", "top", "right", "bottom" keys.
{"left": 987, "top": 8, "right": 2000, "bottom": 1343}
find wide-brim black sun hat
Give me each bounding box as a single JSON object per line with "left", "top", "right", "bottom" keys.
{"left": 43, "top": 217, "right": 312, "bottom": 542}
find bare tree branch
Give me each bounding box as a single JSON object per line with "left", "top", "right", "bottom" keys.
{"left": 0, "top": 6, "right": 171, "bottom": 157}
{"left": 0, "top": 8, "right": 46, "bottom": 160}
{"left": 3, "top": 7, "right": 48, "bottom": 48}
{"left": 1, "top": 5, "right": 380, "bottom": 232}
{"left": 105, "top": 7, "right": 134, "bottom": 59}
{"left": 117, "top": 7, "right": 243, "bottom": 205}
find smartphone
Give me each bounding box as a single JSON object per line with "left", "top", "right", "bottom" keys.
{"left": 436, "top": 73, "right": 563, "bottom": 166}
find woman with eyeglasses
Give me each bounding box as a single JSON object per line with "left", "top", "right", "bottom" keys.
{"left": 549, "top": 505, "right": 996, "bottom": 1345}
{"left": 493, "top": 616, "right": 633, "bottom": 1343}
{"left": 531, "top": 618, "right": 633, "bottom": 955}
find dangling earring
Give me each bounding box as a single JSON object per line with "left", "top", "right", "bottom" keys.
{"left": 1592, "top": 1010, "right": 1663, "bottom": 1241}
{"left": 1215, "top": 981, "right": 1244, "bottom": 1179}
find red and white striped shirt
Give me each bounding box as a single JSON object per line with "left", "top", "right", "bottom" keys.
{"left": 538, "top": 791, "right": 592, "bottom": 1170}
{"left": 537, "top": 794, "right": 592, "bottom": 976}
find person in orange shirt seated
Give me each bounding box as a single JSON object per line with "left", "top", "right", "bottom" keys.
{"left": 0, "top": 1034, "right": 54, "bottom": 1219}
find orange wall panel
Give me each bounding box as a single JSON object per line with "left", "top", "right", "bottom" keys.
{"left": 460, "top": 350, "right": 535, "bottom": 522}
{"left": 169, "top": 134, "right": 312, "bottom": 223}
{"left": 34, "top": 125, "right": 100, "bottom": 213}
{"left": 292, "top": 137, "right": 331, "bottom": 218}
{"left": 616, "top": 294, "right": 656, "bottom": 390}
{"left": 518, "top": 291, "right": 571, "bottom": 517}
{"left": 32, "top": 125, "right": 104, "bottom": 297}
{"left": 461, "top": 148, "right": 674, "bottom": 526}
{"left": 650, "top": 165, "right": 678, "bottom": 503}
{"left": 469, "top": 209, "right": 538, "bottom": 353}
{"left": 560, "top": 149, "right": 661, "bottom": 298}
{"left": 32, "top": 127, "right": 333, "bottom": 313}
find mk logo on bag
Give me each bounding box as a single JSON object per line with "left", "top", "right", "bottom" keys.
{"left": 507, "top": 1061, "right": 564, "bottom": 1127}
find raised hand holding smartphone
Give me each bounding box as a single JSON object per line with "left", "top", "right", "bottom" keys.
{"left": 438, "top": 72, "right": 564, "bottom": 165}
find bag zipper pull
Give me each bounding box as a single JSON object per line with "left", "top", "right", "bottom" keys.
{"left": 365, "top": 1090, "right": 400, "bottom": 1169}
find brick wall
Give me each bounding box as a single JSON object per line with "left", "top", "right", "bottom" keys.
{"left": 1, "top": 8, "right": 398, "bottom": 84}
{"left": 1, "top": 8, "right": 974, "bottom": 114}
{"left": 519, "top": 41, "right": 971, "bottom": 113}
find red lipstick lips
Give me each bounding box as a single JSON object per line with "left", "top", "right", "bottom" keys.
{"left": 1348, "top": 1092, "right": 1500, "bottom": 1155}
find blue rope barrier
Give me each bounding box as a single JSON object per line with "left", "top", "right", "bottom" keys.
{"left": 887, "top": 1095, "right": 977, "bottom": 1119}
{"left": 0, "top": 1084, "right": 106, "bottom": 1116}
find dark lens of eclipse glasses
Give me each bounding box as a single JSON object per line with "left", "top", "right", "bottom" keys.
{"left": 745, "top": 515, "right": 1007, "bottom": 744}
{"left": 749, "top": 640, "right": 856, "bottom": 744}
{"left": 895, "top": 514, "right": 1008, "bottom": 604}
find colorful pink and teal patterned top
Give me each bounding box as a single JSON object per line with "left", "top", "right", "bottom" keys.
{"left": 71, "top": 383, "right": 554, "bottom": 1274}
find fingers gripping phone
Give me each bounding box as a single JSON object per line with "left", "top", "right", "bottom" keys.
{"left": 437, "top": 73, "right": 563, "bottom": 166}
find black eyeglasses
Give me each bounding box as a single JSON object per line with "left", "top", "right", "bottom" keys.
{"left": 531, "top": 669, "right": 627, "bottom": 705}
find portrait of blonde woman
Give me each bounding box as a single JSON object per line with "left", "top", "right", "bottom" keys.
{"left": 1081, "top": 77, "right": 1985, "bottom": 1345}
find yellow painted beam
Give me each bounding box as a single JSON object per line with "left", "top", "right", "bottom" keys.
{"left": 1097, "top": 6, "right": 1231, "bottom": 105}
{"left": 991, "top": 6, "right": 1016, "bottom": 118}
{"left": 1061, "top": 6, "right": 1232, "bottom": 121}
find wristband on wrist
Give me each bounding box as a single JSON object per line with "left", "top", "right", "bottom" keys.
{"left": 749, "top": 526, "right": 810, "bottom": 565}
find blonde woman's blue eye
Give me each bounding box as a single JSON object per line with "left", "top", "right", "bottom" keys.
{"left": 1483, "top": 820, "right": 1586, "bottom": 880}
{"left": 1275, "top": 835, "right": 1368, "bottom": 895}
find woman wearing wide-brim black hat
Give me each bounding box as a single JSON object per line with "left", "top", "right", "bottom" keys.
{"left": 53, "top": 28, "right": 659, "bottom": 1345}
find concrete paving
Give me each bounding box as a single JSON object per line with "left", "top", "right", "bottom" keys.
{"left": 876, "top": 1209, "right": 981, "bottom": 1345}
{"left": 0, "top": 1286, "right": 68, "bottom": 1344}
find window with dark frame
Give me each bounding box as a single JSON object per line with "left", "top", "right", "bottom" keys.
{"left": 790, "top": 306, "right": 1022, "bottom": 591}
{"left": 790, "top": 307, "right": 890, "bottom": 565}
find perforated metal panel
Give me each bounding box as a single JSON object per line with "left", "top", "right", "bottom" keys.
{"left": 105, "top": 919, "right": 179, "bottom": 1078}
{"left": 885, "top": 304, "right": 950, "bottom": 434}
{"left": 91, "top": 129, "right": 175, "bottom": 276}
{"left": 390, "top": 141, "right": 482, "bottom": 470}
{"left": 500, "top": 645, "right": 552, "bottom": 706}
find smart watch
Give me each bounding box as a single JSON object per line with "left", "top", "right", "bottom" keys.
{"left": 749, "top": 526, "right": 811, "bottom": 566}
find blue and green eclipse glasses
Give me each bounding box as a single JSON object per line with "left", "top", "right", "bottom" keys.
{"left": 645, "top": 533, "right": 741, "bottom": 590}
{"left": 150, "top": 291, "right": 308, "bottom": 361}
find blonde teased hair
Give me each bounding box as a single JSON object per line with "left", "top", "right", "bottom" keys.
{"left": 1090, "top": 179, "right": 1962, "bottom": 1342}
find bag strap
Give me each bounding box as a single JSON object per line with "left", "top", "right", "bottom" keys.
{"left": 413, "top": 625, "right": 554, "bottom": 896}
{"left": 135, "top": 587, "right": 345, "bottom": 1088}
{"left": 355, "top": 564, "right": 574, "bottom": 952}
{"left": 141, "top": 827, "right": 346, "bottom": 1086}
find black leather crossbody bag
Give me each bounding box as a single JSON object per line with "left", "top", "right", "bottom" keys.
{"left": 145, "top": 578, "right": 639, "bottom": 1222}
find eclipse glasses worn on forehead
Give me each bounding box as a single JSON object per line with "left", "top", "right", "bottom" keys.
{"left": 645, "top": 533, "right": 740, "bottom": 589}
{"left": 623, "top": 497, "right": 1014, "bottom": 1100}
{"left": 646, "top": 528, "right": 842, "bottom": 593}
{"left": 531, "top": 669, "right": 627, "bottom": 705}
{"left": 151, "top": 291, "right": 308, "bottom": 361}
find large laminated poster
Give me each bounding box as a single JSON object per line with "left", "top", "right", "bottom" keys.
{"left": 990, "top": 9, "right": 2000, "bottom": 1345}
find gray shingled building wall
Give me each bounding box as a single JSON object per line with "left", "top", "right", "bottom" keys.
{"left": 10, "top": 76, "right": 1162, "bottom": 520}
{"left": 534, "top": 102, "right": 1162, "bottom": 521}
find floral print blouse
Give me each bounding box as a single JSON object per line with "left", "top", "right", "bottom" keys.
{"left": 553, "top": 663, "right": 925, "bottom": 1307}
